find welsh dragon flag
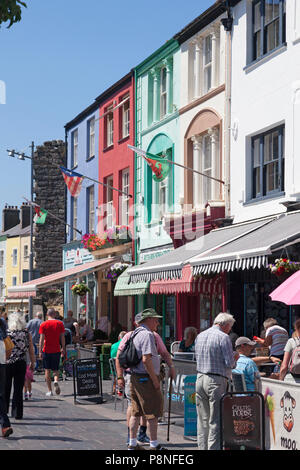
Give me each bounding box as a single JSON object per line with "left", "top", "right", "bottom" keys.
{"left": 128, "top": 145, "right": 171, "bottom": 182}
{"left": 34, "top": 205, "right": 48, "bottom": 225}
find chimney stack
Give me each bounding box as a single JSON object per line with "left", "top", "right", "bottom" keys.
{"left": 20, "top": 202, "right": 31, "bottom": 229}
{"left": 2, "top": 205, "right": 20, "bottom": 232}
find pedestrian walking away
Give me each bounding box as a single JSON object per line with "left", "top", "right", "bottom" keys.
{"left": 27, "top": 311, "right": 43, "bottom": 370}
{"left": 195, "top": 312, "right": 239, "bottom": 450}
{"left": 5, "top": 312, "right": 35, "bottom": 420}
{"left": 39, "top": 308, "right": 66, "bottom": 397}
{"left": 0, "top": 317, "right": 13, "bottom": 438}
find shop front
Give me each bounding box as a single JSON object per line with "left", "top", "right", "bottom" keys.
{"left": 126, "top": 218, "right": 268, "bottom": 342}
{"left": 190, "top": 211, "right": 300, "bottom": 337}
{"left": 6, "top": 257, "right": 115, "bottom": 331}
{"left": 89, "top": 239, "right": 134, "bottom": 336}
{"left": 63, "top": 241, "right": 97, "bottom": 325}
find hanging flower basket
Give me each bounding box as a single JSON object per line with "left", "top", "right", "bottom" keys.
{"left": 71, "top": 283, "right": 92, "bottom": 296}
{"left": 106, "top": 263, "right": 131, "bottom": 281}
{"left": 82, "top": 226, "right": 132, "bottom": 253}
{"left": 269, "top": 258, "right": 300, "bottom": 277}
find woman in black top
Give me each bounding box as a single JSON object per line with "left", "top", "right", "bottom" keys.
{"left": 5, "top": 312, "right": 35, "bottom": 419}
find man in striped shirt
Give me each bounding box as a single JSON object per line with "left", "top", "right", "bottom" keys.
{"left": 255, "top": 318, "right": 288, "bottom": 360}
{"left": 195, "top": 312, "right": 239, "bottom": 450}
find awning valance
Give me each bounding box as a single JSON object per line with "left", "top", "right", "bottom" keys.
{"left": 127, "top": 217, "right": 274, "bottom": 283}
{"left": 114, "top": 270, "right": 150, "bottom": 296}
{"left": 149, "top": 265, "right": 224, "bottom": 296}
{"left": 150, "top": 265, "right": 194, "bottom": 295}
{"left": 190, "top": 211, "right": 300, "bottom": 275}
{"left": 7, "top": 257, "right": 116, "bottom": 299}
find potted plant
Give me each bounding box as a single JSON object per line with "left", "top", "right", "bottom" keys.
{"left": 82, "top": 226, "right": 132, "bottom": 253}
{"left": 106, "top": 262, "right": 131, "bottom": 281}
{"left": 269, "top": 258, "right": 300, "bottom": 277}
{"left": 71, "top": 283, "right": 92, "bottom": 296}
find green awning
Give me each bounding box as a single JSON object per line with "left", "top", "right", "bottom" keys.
{"left": 114, "top": 270, "right": 150, "bottom": 296}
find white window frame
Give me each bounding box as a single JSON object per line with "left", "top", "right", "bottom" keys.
{"left": 0, "top": 250, "right": 4, "bottom": 267}
{"left": 23, "top": 245, "right": 29, "bottom": 260}
{"left": 203, "top": 35, "right": 212, "bottom": 94}
{"left": 88, "top": 185, "right": 95, "bottom": 234}
{"left": 106, "top": 107, "right": 114, "bottom": 147}
{"left": 73, "top": 198, "right": 78, "bottom": 240}
{"left": 72, "top": 129, "right": 78, "bottom": 167}
{"left": 88, "top": 117, "right": 95, "bottom": 159}
{"left": 160, "top": 67, "right": 167, "bottom": 119}
{"left": 121, "top": 169, "right": 130, "bottom": 226}
{"left": 202, "top": 134, "right": 213, "bottom": 204}
{"left": 0, "top": 278, "right": 3, "bottom": 297}
{"left": 106, "top": 176, "right": 114, "bottom": 229}
{"left": 12, "top": 248, "right": 18, "bottom": 267}
{"left": 122, "top": 97, "right": 130, "bottom": 139}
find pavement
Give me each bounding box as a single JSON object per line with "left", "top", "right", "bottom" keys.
{"left": 0, "top": 370, "right": 198, "bottom": 453}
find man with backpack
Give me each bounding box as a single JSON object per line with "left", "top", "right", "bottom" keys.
{"left": 116, "top": 308, "right": 173, "bottom": 451}
{"left": 116, "top": 311, "right": 175, "bottom": 448}
{"left": 279, "top": 319, "right": 300, "bottom": 383}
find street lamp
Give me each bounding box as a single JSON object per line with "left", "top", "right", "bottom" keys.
{"left": 6, "top": 142, "right": 35, "bottom": 320}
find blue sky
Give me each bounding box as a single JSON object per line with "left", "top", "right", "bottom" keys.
{"left": 0, "top": 0, "right": 214, "bottom": 222}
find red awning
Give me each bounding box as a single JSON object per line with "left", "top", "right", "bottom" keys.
{"left": 150, "top": 265, "right": 196, "bottom": 295}
{"left": 6, "top": 257, "right": 115, "bottom": 299}
{"left": 150, "top": 266, "right": 224, "bottom": 296}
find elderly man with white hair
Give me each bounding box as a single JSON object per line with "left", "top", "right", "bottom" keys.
{"left": 195, "top": 312, "right": 239, "bottom": 450}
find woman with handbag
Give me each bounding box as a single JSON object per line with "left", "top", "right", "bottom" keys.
{"left": 5, "top": 312, "right": 35, "bottom": 420}
{"left": 0, "top": 317, "right": 13, "bottom": 437}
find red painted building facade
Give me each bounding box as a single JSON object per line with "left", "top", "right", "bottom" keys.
{"left": 97, "top": 72, "right": 135, "bottom": 236}
{"left": 94, "top": 72, "right": 135, "bottom": 332}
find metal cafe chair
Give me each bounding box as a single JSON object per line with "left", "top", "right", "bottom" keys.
{"left": 170, "top": 341, "right": 180, "bottom": 355}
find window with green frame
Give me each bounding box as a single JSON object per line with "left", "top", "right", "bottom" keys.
{"left": 144, "top": 147, "right": 173, "bottom": 224}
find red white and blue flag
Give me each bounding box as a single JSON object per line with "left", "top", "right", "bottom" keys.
{"left": 60, "top": 167, "right": 84, "bottom": 198}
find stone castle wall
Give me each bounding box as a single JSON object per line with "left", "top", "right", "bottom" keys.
{"left": 33, "top": 140, "right": 66, "bottom": 278}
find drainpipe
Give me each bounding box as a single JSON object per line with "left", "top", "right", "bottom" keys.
{"left": 221, "top": 1, "right": 233, "bottom": 218}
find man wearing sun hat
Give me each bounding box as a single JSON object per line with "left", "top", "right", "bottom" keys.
{"left": 125, "top": 308, "right": 166, "bottom": 451}
{"left": 116, "top": 309, "right": 175, "bottom": 449}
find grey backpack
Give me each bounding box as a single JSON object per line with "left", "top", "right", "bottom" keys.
{"left": 288, "top": 337, "right": 300, "bottom": 375}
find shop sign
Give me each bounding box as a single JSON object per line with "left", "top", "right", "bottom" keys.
{"left": 140, "top": 247, "right": 173, "bottom": 263}
{"left": 262, "top": 380, "right": 300, "bottom": 450}
{"left": 164, "top": 360, "right": 197, "bottom": 416}
{"left": 184, "top": 375, "right": 197, "bottom": 437}
{"left": 65, "top": 247, "right": 94, "bottom": 267}
{"left": 73, "top": 358, "right": 103, "bottom": 405}
{"left": 220, "top": 392, "right": 265, "bottom": 450}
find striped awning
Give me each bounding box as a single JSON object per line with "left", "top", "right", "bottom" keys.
{"left": 149, "top": 266, "right": 224, "bottom": 296}
{"left": 193, "top": 255, "right": 269, "bottom": 276}
{"left": 7, "top": 257, "right": 116, "bottom": 299}
{"left": 127, "top": 217, "right": 274, "bottom": 283}
{"left": 150, "top": 265, "right": 194, "bottom": 295}
{"left": 114, "top": 270, "right": 150, "bottom": 296}
{"left": 190, "top": 211, "right": 300, "bottom": 275}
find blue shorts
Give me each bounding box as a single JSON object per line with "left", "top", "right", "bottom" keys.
{"left": 43, "top": 352, "right": 61, "bottom": 371}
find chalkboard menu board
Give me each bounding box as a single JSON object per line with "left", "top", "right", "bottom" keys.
{"left": 73, "top": 358, "right": 103, "bottom": 403}
{"left": 220, "top": 392, "right": 265, "bottom": 450}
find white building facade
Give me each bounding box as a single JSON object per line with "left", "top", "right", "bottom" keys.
{"left": 230, "top": 0, "right": 300, "bottom": 223}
